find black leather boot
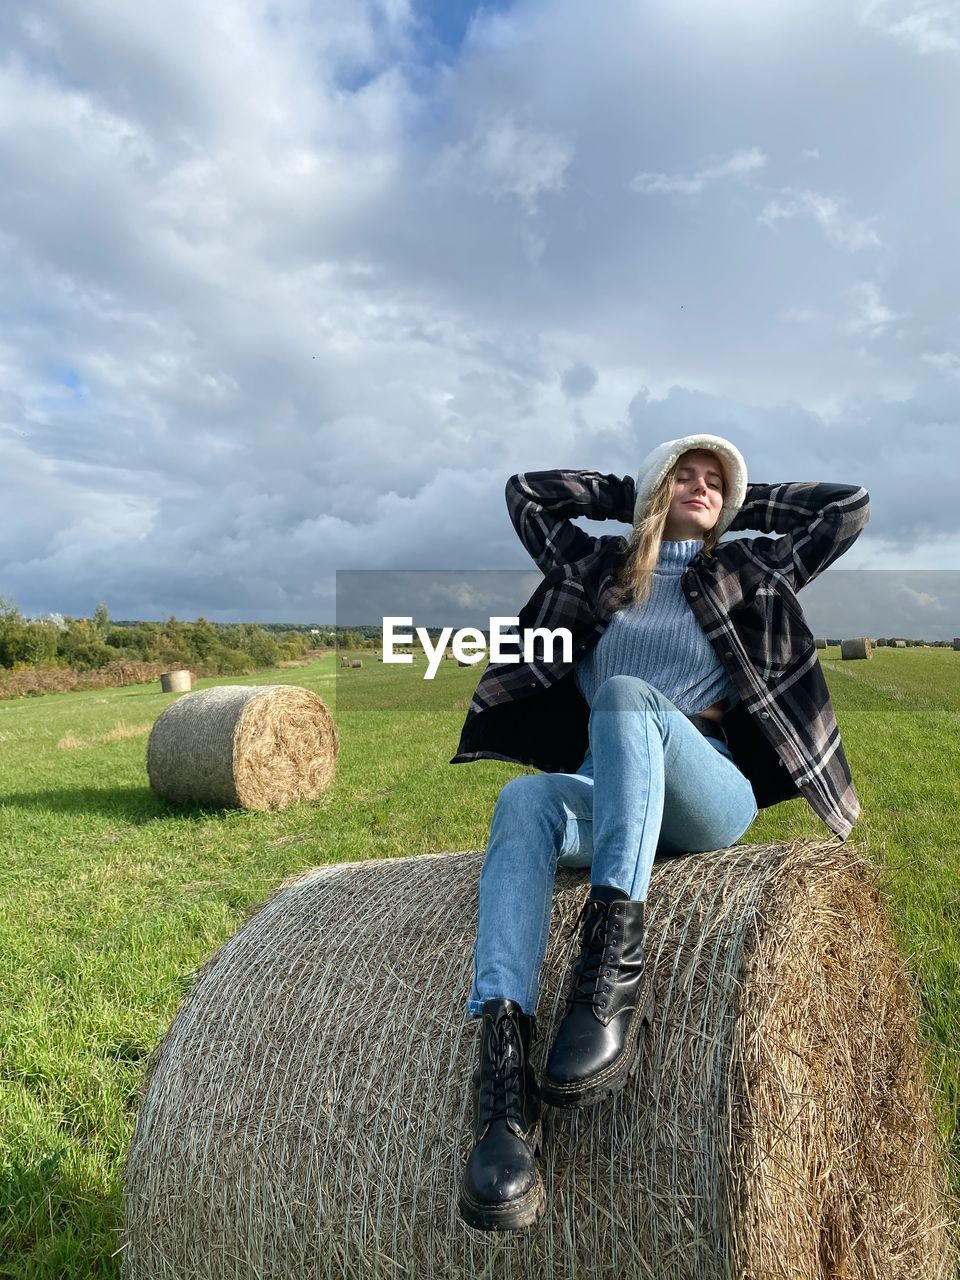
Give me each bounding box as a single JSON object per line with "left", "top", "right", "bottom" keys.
{"left": 458, "top": 998, "right": 545, "bottom": 1232}
{"left": 540, "top": 888, "right": 655, "bottom": 1108}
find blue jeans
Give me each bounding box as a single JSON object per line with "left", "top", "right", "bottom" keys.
{"left": 467, "top": 675, "right": 759, "bottom": 1018}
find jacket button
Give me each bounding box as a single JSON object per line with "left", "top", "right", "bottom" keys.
{"left": 760, "top": 711, "right": 770, "bottom": 719}
{"left": 724, "top": 652, "right": 733, "bottom": 659}
{"left": 689, "top": 591, "right": 699, "bottom": 598}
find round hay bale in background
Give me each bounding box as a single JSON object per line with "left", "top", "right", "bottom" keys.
{"left": 953, "top": 638, "right": 960, "bottom": 651}
{"left": 814, "top": 637, "right": 827, "bottom": 649}
{"left": 123, "top": 842, "right": 954, "bottom": 1280}
{"left": 841, "top": 637, "right": 873, "bottom": 660}
{"left": 350, "top": 659, "right": 363, "bottom": 668}
{"left": 160, "top": 669, "right": 192, "bottom": 693}
{"left": 146, "top": 685, "right": 338, "bottom": 811}
{"left": 340, "top": 658, "right": 350, "bottom": 668}
{"left": 893, "top": 639, "right": 907, "bottom": 648}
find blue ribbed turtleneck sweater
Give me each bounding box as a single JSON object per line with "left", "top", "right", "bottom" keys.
{"left": 574, "top": 537, "right": 741, "bottom": 716}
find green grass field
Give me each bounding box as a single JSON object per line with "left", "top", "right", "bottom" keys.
{"left": 1, "top": 649, "right": 958, "bottom": 1277}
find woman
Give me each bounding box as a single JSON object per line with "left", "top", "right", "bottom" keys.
{"left": 455, "top": 434, "right": 870, "bottom": 1234}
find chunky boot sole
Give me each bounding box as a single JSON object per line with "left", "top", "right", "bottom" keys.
{"left": 540, "top": 985, "right": 655, "bottom": 1109}
{"left": 457, "top": 1124, "right": 545, "bottom": 1232}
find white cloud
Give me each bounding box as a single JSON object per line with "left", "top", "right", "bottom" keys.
{"left": 895, "top": 583, "right": 943, "bottom": 609}
{"left": 859, "top": 0, "right": 960, "bottom": 55}
{"left": 921, "top": 350, "right": 960, "bottom": 376}
{"left": 756, "top": 188, "right": 885, "bottom": 250}
{"left": 630, "top": 146, "right": 766, "bottom": 196}
{"left": 840, "top": 281, "right": 909, "bottom": 337}
{"left": 778, "top": 305, "right": 821, "bottom": 323}
{"left": 430, "top": 112, "right": 574, "bottom": 215}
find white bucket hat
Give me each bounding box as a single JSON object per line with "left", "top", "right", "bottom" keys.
{"left": 632, "top": 433, "right": 748, "bottom": 539}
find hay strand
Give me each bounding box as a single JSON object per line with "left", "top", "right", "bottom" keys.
{"left": 123, "top": 841, "right": 954, "bottom": 1278}
{"left": 146, "top": 684, "right": 338, "bottom": 810}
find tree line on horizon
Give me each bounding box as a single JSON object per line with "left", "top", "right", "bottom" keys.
{"left": 0, "top": 596, "right": 317, "bottom": 676}
{"left": 2, "top": 599, "right": 953, "bottom": 677}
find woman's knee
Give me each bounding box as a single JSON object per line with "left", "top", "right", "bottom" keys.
{"left": 493, "top": 774, "right": 560, "bottom": 827}
{"left": 592, "top": 673, "right": 659, "bottom": 713}
{"left": 489, "top": 774, "right": 575, "bottom": 851}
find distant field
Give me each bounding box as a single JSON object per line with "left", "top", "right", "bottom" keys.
{"left": 0, "top": 648, "right": 957, "bottom": 1277}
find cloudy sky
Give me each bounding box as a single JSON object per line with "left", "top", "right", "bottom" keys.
{"left": 1, "top": 0, "right": 958, "bottom": 630}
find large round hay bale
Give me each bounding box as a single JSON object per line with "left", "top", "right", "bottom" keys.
{"left": 814, "top": 637, "right": 827, "bottom": 649}
{"left": 160, "top": 669, "right": 192, "bottom": 693}
{"left": 123, "top": 842, "right": 954, "bottom": 1279}
{"left": 841, "top": 637, "right": 873, "bottom": 660}
{"left": 146, "top": 685, "right": 338, "bottom": 810}
{"left": 893, "top": 639, "right": 907, "bottom": 648}
{"left": 953, "top": 638, "right": 960, "bottom": 651}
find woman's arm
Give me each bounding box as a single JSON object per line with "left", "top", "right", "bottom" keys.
{"left": 505, "top": 470, "right": 637, "bottom": 576}
{"left": 725, "top": 481, "right": 870, "bottom": 592}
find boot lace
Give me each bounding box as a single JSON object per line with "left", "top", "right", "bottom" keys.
{"left": 480, "top": 1013, "right": 527, "bottom": 1127}
{"left": 563, "top": 898, "right": 617, "bottom": 1011}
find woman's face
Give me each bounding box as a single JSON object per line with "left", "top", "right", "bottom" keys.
{"left": 665, "top": 451, "right": 725, "bottom": 536}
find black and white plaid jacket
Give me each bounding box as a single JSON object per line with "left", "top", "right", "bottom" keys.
{"left": 450, "top": 469, "right": 871, "bottom": 840}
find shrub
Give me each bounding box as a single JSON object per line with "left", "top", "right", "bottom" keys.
{"left": 58, "top": 639, "right": 116, "bottom": 671}
{"left": 0, "top": 620, "right": 59, "bottom": 667}
{"left": 207, "top": 647, "right": 254, "bottom": 676}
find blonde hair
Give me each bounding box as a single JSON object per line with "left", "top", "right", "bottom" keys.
{"left": 614, "top": 450, "right": 725, "bottom": 608}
